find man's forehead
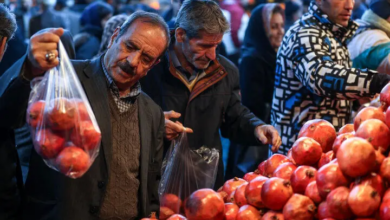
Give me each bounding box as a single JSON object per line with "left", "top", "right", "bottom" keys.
{"left": 194, "top": 30, "right": 224, "bottom": 43}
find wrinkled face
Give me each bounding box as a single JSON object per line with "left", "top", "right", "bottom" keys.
{"left": 316, "top": 0, "right": 354, "bottom": 27}
{"left": 104, "top": 21, "right": 167, "bottom": 91}
{"left": 269, "top": 12, "right": 285, "bottom": 50}
{"left": 176, "top": 29, "right": 223, "bottom": 70}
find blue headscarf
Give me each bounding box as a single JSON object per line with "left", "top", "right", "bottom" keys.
{"left": 80, "top": 2, "right": 113, "bottom": 29}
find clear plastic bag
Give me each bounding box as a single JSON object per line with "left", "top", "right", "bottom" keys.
{"left": 158, "top": 132, "right": 219, "bottom": 215}
{"left": 26, "top": 40, "right": 101, "bottom": 179}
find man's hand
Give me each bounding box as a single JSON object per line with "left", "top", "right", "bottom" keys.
{"left": 25, "top": 28, "right": 64, "bottom": 79}
{"left": 164, "top": 110, "right": 193, "bottom": 140}
{"left": 255, "top": 125, "right": 282, "bottom": 152}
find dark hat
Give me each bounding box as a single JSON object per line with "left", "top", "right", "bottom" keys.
{"left": 369, "top": 0, "right": 390, "bottom": 19}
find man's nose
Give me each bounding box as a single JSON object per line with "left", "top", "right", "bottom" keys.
{"left": 206, "top": 47, "right": 216, "bottom": 61}
{"left": 127, "top": 52, "right": 141, "bottom": 67}
{"left": 345, "top": 0, "right": 354, "bottom": 10}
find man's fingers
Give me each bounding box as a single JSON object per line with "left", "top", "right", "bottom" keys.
{"left": 165, "top": 119, "right": 184, "bottom": 132}
{"left": 258, "top": 132, "right": 268, "bottom": 144}
{"left": 184, "top": 127, "right": 194, "bottom": 133}
{"left": 175, "top": 121, "right": 193, "bottom": 133}
{"left": 49, "top": 27, "right": 65, "bottom": 37}
{"left": 164, "top": 110, "right": 181, "bottom": 119}
{"left": 271, "top": 130, "right": 280, "bottom": 147}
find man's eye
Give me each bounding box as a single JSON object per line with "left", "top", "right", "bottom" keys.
{"left": 142, "top": 57, "right": 151, "bottom": 64}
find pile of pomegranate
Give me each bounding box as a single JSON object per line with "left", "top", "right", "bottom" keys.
{"left": 153, "top": 85, "right": 390, "bottom": 220}
{"left": 27, "top": 98, "right": 101, "bottom": 178}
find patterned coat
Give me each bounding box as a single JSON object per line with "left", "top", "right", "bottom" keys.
{"left": 271, "top": 2, "right": 377, "bottom": 154}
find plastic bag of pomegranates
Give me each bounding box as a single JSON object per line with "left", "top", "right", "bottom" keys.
{"left": 158, "top": 132, "right": 219, "bottom": 216}
{"left": 26, "top": 40, "right": 101, "bottom": 179}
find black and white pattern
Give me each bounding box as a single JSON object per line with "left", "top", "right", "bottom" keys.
{"left": 271, "top": 2, "right": 377, "bottom": 154}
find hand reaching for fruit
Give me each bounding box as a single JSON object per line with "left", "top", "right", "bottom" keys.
{"left": 255, "top": 125, "right": 281, "bottom": 152}
{"left": 164, "top": 110, "right": 193, "bottom": 140}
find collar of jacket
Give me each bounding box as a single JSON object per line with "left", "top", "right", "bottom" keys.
{"left": 308, "top": 2, "right": 358, "bottom": 42}
{"left": 361, "top": 9, "right": 390, "bottom": 37}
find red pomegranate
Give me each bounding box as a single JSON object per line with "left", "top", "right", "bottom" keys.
{"left": 380, "top": 158, "right": 390, "bottom": 182}
{"left": 374, "top": 150, "right": 385, "bottom": 172}
{"left": 273, "top": 162, "right": 297, "bottom": 180}
{"left": 166, "top": 214, "right": 187, "bottom": 220}
{"left": 290, "top": 166, "right": 317, "bottom": 194}
{"left": 140, "top": 212, "right": 157, "bottom": 220}
{"left": 234, "top": 182, "right": 248, "bottom": 207}
{"left": 316, "top": 162, "right": 350, "bottom": 199}
{"left": 352, "top": 173, "right": 385, "bottom": 197}
{"left": 261, "top": 211, "right": 284, "bottom": 220}
{"left": 380, "top": 83, "right": 390, "bottom": 107}
{"left": 304, "top": 181, "right": 322, "bottom": 204}
{"left": 245, "top": 176, "right": 268, "bottom": 208}
{"left": 386, "top": 106, "right": 390, "bottom": 128}
{"left": 161, "top": 194, "right": 182, "bottom": 214}
{"left": 56, "top": 146, "right": 90, "bottom": 178}
{"left": 258, "top": 161, "right": 266, "bottom": 175}
{"left": 287, "top": 148, "right": 296, "bottom": 164}
{"left": 223, "top": 177, "right": 247, "bottom": 195}
{"left": 380, "top": 200, "right": 390, "bottom": 220}
{"left": 236, "top": 205, "right": 261, "bottom": 220}
{"left": 298, "top": 119, "right": 336, "bottom": 153}
{"left": 243, "top": 170, "right": 261, "bottom": 182}
{"left": 332, "top": 132, "right": 355, "bottom": 157}
{"left": 34, "top": 129, "right": 65, "bottom": 159}
{"left": 326, "top": 186, "right": 353, "bottom": 219}
{"left": 73, "top": 99, "right": 90, "bottom": 121}
{"left": 317, "top": 202, "right": 332, "bottom": 219}
{"left": 353, "top": 106, "right": 385, "bottom": 131}
{"left": 384, "top": 189, "right": 390, "bottom": 202}
{"left": 159, "top": 207, "right": 175, "bottom": 220}
{"left": 224, "top": 203, "right": 239, "bottom": 220}
{"left": 27, "top": 100, "right": 46, "bottom": 128}
{"left": 291, "top": 137, "right": 322, "bottom": 166}
{"left": 264, "top": 154, "right": 291, "bottom": 176}
{"left": 218, "top": 191, "right": 228, "bottom": 202}
{"left": 225, "top": 191, "right": 235, "bottom": 203}
{"left": 338, "top": 124, "right": 354, "bottom": 134}
{"left": 318, "top": 151, "right": 335, "bottom": 169}
{"left": 283, "top": 194, "right": 316, "bottom": 220}
{"left": 348, "top": 185, "right": 381, "bottom": 217}
{"left": 47, "top": 98, "right": 77, "bottom": 130}
{"left": 184, "top": 189, "right": 225, "bottom": 220}
{"left": 261, "top": 177, "right": 293, "bottom": 210}
{"left": 337, "top": 137, "right": 376, "bottom": 178}
{"left": 70, "top": 120, "right": 101, "bottom": 151}
{"left": 356, "top": 119, "right": 390, "bottom": 152}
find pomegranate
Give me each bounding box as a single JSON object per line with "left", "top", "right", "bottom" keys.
{"left": 338, "top": 124, "right": 354, "bottom": 134}
{"left": 56, "top": 146, "right": 90, "bottom": 178}
{"left": 166, "top": 214, "right": 187, "bottom": 220}
{"left": 287, "top": 148, "right": 296, "bottom": 164}
{"left": 318, "top": 151, "right": 335, "bottom": 169}
{"left": 217, "top": 186, "right": 223, "bottom": 192}
{"left": 184, "top": 189, "right": 225, "bottom": 220}
{"left": 27, "top": 100, "right": 46, "bottom": 128}
{"left": 261, "top": 177, "right": 293, "bottom": 210}
{"left": 291, "top": 137, "right": 322, "bottom": 166}
{"left": 356, "top": 119, "right": 390, "bottom": 152}
{"left": 380, "top": 158, "right": 390, "bottom": 182}
{"left": 161, "top": 194, "right": 182, "bottom": 214}
{"left": 223, "top": 177, "right": 247, "bottom": 195}
{"left": 34, "top": 129, "right": 65, "bottom": 159}
{"left": 261, "top": 211, "right": 284, "bottom": 220}
{"left": 74, "top": 99, "right": 90, "bottom": 121}
{"left": 70, "top": 120, "right": 101, "bottom": 151}
{"left": 225, "top": 191, "right": 235, "bottom": 203}
{"left": 386, "top": 106, "right": 390, "bottom": 128}
{"left": 141, "top": 212, "right": 157, "bottom": 220}
{"left": 258, "top": 161, "right": 266, "bottom": 175}
{"left": 332, "top": 133, "right": 355, "bottom": 157}
{"left": 316, "top": 162, "right": 350, "bottom": 199}
{"left": 236, "top": 205, "right": 261, "bottom": 220}
{"left": 283, "top": 194, "right": 316, "bottom": 220}
{"left": 298, "top": 119, "right": 336, "bottom": 153}
{"left": 218, "top": 191, "right": 228, "bottom": 202}
{"left": 290, "top": 166, "right": 317, "bottom": 194}
{"left": 317, "top": 202, "right": 332, "bottom": 219}
{"left": 374, "top": 150, "right": 385, "bottom": 172}
{"left": 273, "top": 162, "right": 297, "bottom": 180}
{"left": 245, "top": 176, "right": 268, "bottom": 208}
{"left": 352, "top": 173, "right": 385, "bottom": 197}
{"left": 380, "top": 200, "right": 390, "bottom": 220}
{"left": 380, "top": 83, "right": 390, "bottom": 107}
{"left": 264, "top": 154, "right": 291, "bottom": 176}
{"left": 337, "top": 137, "right": 376, "bottom": 178}
{"left": 326, "top": 186, "right": 353, "bottom": 219}
{"left": 234, "top": 182, "right": 248, "bottom": 207}
{"left": 384, "top": 189, "right": 390, "bottom": 202}
{"left": 224, "top": 203, "right": 239, "bottom": 220}
{"left": 304, "top": 181, "right": 322, "bottom": 204}
{"left": 159, "top": 207, "right": 175, "bottom": 220}
{"left": 243, "top": 170, "right": 261, "bottom": 182}
{"left": 47, "top": 98, "right": 76, "bottom": 130}
{"left": 353, "top": 106, "right": 385, "bottom": 130}
{"left": 348, "top": 185, "right": 381, "bottom": 217}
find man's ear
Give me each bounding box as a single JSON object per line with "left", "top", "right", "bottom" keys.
{"left": 0, "top": 37, "right": 8, "bottom": 62}
{"left": 108, "top": 27, "right": 120, "bottom": 49}
{"left": 175, "top": 27, "right": 187, "bottom": 43}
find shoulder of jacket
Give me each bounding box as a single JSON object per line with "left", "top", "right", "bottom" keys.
{"left": 139, "top": 92, "right": 163, "bottom": 115}
{"left": 218, "top": 55, "right": 238, "bottom": 74}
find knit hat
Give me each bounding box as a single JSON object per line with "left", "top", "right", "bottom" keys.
{"left": 369, "top": 0, "right": 390, "bottom": 19}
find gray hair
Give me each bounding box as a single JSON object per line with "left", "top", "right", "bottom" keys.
{"left": 118, "top": 11, "right": 170, "bottom": 52}
{"left": 175, "top": 0, "right": 230, "bottom": 39}
{"left": 0, "top": 4, "right": 17, "bottom": 42}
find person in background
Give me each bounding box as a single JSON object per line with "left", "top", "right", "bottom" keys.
{"left": 74, "top": 1, "right": 113, "bottom": 59}
{"left": 348, "top": 0, "right": 390, "bottom": 74}
{"left": 271, "top": 0, "right": 390, "bottom": 153}
{"left": 352, "top": 0, "right": 368, "bottom": 19}
{"left": 98, "top": 14, "right": 128, "bottom": 55}
{"left": 237, "top": 0, "right": 260, "bottom": 44}
{"left": 54, "top": 0, "right": 81, "bottom": 36}
{"left": 284, "top": 0, "right": 302, "bottom": 31}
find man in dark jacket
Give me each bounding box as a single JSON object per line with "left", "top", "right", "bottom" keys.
{"left": 140, "top": 0, "right": 282, "bottom": 189}
{"left": 0, "top": 11, "right": 168, "bottom": 220}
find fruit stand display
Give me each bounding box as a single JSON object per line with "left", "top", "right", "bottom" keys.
{"left": 154, "top": 84, "right": 390, "bottom": 220}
